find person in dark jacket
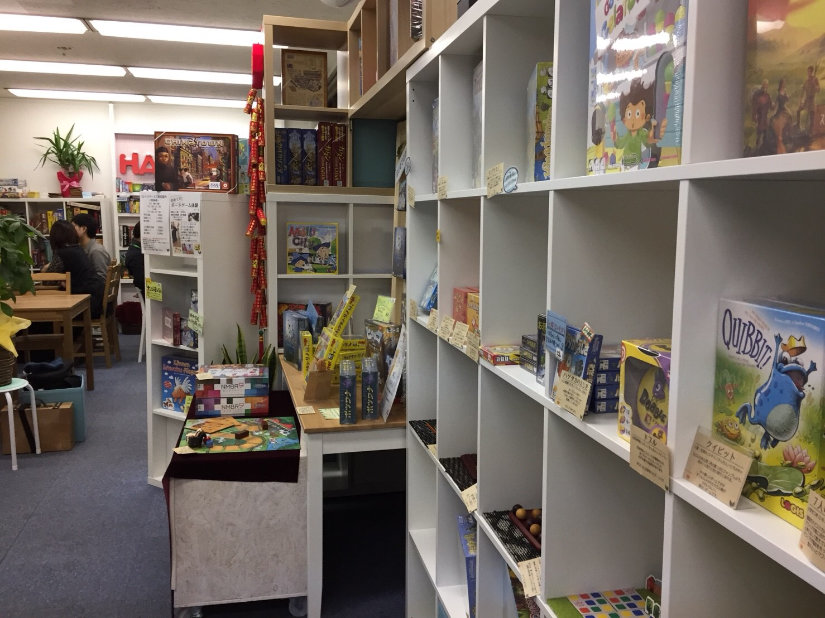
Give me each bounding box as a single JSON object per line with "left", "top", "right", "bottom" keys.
{"left": 124, "top": 221, "right": 145, "bottom": 298}
{"left": 45, "top": 220, "right": 105, "bottom": 318}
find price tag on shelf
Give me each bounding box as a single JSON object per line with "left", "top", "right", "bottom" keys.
{"left": 461, "top": 484, "right": 478, "bottom": 513}
{"left": 428, "top": 443, "right": 438, "bottom": 457}
{"left": 630, "top": 425, "right": 671, "bottom": 491}
{"left": 464, "top": 331, "right": 481, "bottom": 362}
{"left": 407, "top": 184, "right": 415, "bottom": 208}
{"left": 518, "top": 557, "right": 542, "bottom": 598}
{"left": 435, "top": 229, "right": 441, "bottom": 243}
{"left": 801, "top": 492, "right": 825, "bottom": 572}
{"left": 319, "top": 407, "right": 340, "bottom": 420}
{"left": 296, "top": 405, "right": 316, "bottom": 415}
{"left": 486, "top": 162, "right": 504, "bottom": 197}
{"left": 437, "top": 175, "right": 448, "bottom": 199}
{"left": 683, "top": 427, "right": 752, "bottom": 508}
{"left": 426, "top": 309, "right": 439, "bottom": 332}
{"left": 438, "top": 316, "right": 456, "bottom": 341}
{"left": 450, "top": 321, "right": 469, "bottom": 348}
{"left": 553, "top": 371, "right": 591, "bottom": 420}
{"left": 146, "top": 279, "right": 162, "bottom": 302}
{"left": 188, "top": 309, "right": 204, "bottom": 336}
{"left": 409, "top": 299, "right": 419, "bottom": 320}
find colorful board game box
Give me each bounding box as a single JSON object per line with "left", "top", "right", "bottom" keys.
{"left": 332, "top": 123, "right": 347, "bottom": 187}
{"left": 744, "top": 1, "right": 825, "bottom": 157}
{"left": 283, "top": 310, "right": 310, "bottom": 366}
{"left": 480, "top": 345, "right": 520, "bottom": 365}
{"left": 195, "top": 397, "right": 270, "bottom": 418}
{"left": 453, "top": 286, "right": 479, "bottom": 324}
{"left": 712, "top": 298, "right": 825, "bottom": 529}
{"left": 527, "top": 61, "right": 553, "bottom": 181}
{"left": 365, "top": 320, "right": 402, "bottom": 394}
{"left": 467, "top": 292, "right": 480, "bottom": 335}
{"left": 237, "top": 138, "right": 250, "bottom": 195}
{"left": 537, "top": 312, "right": 547, "bottom": 385}
{"left": 286, "top": 128, "right": 303, "bottom": 185}
{"left": 596, "top": 370, "right": 620, "bottom": 385}
{"left": 457, "top": 514, "right": 477, "bottom": 618}
{"left": 317, "top": 121, "right": 335, "bottom": 186}
{"left": 547, "top": 587, "right": 660, "bottom": 618}
{"left": 590, "top": 397, "right": 619, "bottom": 414}
{"left": 301, "top": 129, "right": 318, "bottom": 186}
{"left": 285, "top": 222, "right": 338, "bottom": 275}
{"left": 597, "top": 344, "right": 622, "bottom": 372}
{"left": 276, "top": 302, "right": 332, "bottom": 347}
{"left": 551, "top": 326, "right": 603, "bottom": 402}
{"left": 586, "top": 0, "right": 688, "bottom": 175}
{"left": 594, "top": 383, "right": 620, "bottom": 401}
{"left": 160, "top": 355, "right": 198, "bottom": 413}
{"left": 179, "top": 417, "right": 299, "bottom": 453}
{"left": 618, "top": 338, "right": 671, "bottom": 442}
{"left": 274, "top": 128, "right": 289, "bottom": 185}
{"left": 153, "top": 132, "right": 238, "bottom": 192}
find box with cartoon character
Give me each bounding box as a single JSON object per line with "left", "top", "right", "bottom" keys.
{"left": 712, "top": 298, "right": 825, "bottom": 529}
{"left": 618, "top": 339, "right": 671, "bottom": 442}
{"left": 586, "top": 0, "right": 688, "bottom": 175}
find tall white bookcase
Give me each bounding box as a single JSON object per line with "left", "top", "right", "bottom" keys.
{"left": 405, "top": 0, "right": 825, "bottom": 616}
{"left": 144, "top": 192, "right": 255, "bottom": 486}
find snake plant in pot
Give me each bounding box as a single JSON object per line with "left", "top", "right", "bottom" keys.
{"left": 35, "top": 124, "right": 100, "bottom": 197}
{"left": 0, "top": 213, "right": 42, "bottom": 384}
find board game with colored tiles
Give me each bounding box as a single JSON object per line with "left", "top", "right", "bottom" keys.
{"left": 547, "top": 587, "right": 660, "bottom": 618}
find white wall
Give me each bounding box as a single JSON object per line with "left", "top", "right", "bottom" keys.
{"left": 0, "top": 98, "right": 251, "bottom": 196}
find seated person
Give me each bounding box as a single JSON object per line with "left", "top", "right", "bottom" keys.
{"left": 72, "top": 212, "right": 111, "bottom": 280}
{"left": 124, "top": 221, "right": 145, "bottom": 298}
{"left": 45, "top": 220, "right": 104, "bottom": 318}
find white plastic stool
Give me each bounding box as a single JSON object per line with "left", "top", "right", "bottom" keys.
{"left": 1, "top": 378, "right": 40, "bottom": 470}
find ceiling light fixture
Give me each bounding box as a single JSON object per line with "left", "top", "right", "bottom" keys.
{"left": 128, "top": 67, "right": 281, "bottom": 86}
{"left": 147, "top": 95, "right": 246, "bottom": 108}
{"left": 8, "top": 88, "right": 145, "bottom": 102}
{"left": 0, "top": 59, "right": 125, "bottom": 77}
{"left": 91, "top": 20, "right": 276, "bottom": 47}
{"left": 0, "top": 14, "right": 87, "bottom": 34}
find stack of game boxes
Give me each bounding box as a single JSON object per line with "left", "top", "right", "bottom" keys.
{"left": 520, "top": 334, "right": 539, "bottom": 376}
{"left": 589, "top": 345, "right": 621, "bottom": 414}
{"left": 194, "top": 365, "right": 270, "bottom": 418}
{"left": 274, "top": 122, "right": 348, "bottom": 187}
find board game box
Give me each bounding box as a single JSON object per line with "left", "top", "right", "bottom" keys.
{"left": 547, "top": 586, "right": 660, "bottom": 618}
{"left": 281, "top": 49, "right": 327, "bottom": 107}
{"left": 527, "top": 61, "right": 553, "bottom": 181}
{"left": 712, "top": 298, "right": 825, "bottom": 529}
{"left": 586, "top": 0, "right": 688, "bottom": 175}
{"left": 618, "top": 339, "right": 671, "bottom": 442}
{"left": 743, "top": 1, "right": 825, "bottom": 157}
{"left": 285, "top": 222, "right": 338, "bottom": 274}
{"left": 457, "top": 514, "right": 477, "bottom": 618}
{"left": 178, "top": 417, "right": 299, "bottom": 453}
{"left": 154, "top": 132, "right": 238, "bottom": 192}
{"left": 551, "top": 325, "right": 603, "bottom": 403}
{"left": 161, "top": 355, "right": 198, "bottom": 413}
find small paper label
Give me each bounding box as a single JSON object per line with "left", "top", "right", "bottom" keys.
{"left": 554, "top": 371, "right": 591, "bottom": 420}
{"left": 461, "top": 484, "right": 478, "bottom": 512}
{"left": 373, "top": 295, "right": 395, "bottom": 322}
{"left": 518, "top": 557, "right": 542, "bottom": 598}
{"left": 296, "top": 405, "right": 316, "bottom": 415}
{"left": 683, "top": 427, "right": 753, "bottom": 508}
{"left": 450, "top": 321, "right": 470, "bottom": 348}
{"left": 801, "top": 492, "right": 825, "bottom": 571}
{"left": 486, "top": 163, "right": 504, "bottom": 197}
{"left": 630, "top": 425, "right": 671, "bottom": 491}
{"left": 217, "top": 382, "right": 246, "bottom": 396}
{"left": 188, "top": 309, "right": 203, "bottom": 336}
{"left": 428, "top": 443, "right": 438, "bottom": 457}
{"left": 438, "top": 316, "right": 456, "bottom": 341}
{"left": 464, "top": 331, "right": 481, "bottom": 362}
{"left": 407, "top": 185, "right": 415, "bottom": 208}
{"left": 409, "top": 299, "right": 419, "bottom": 319}
{"left": 437, "top": 175, "right": 448, "bottom": 199}
{"left": 146, "top": 279, "right": 163, "bottom": 301}
{"left": 427, "top": 309, "right": 439, "bottom": 332}
{"left": 503, "top": 166, "right": 519, "bottom": 193}
{"left": 320, "top": 407, "right": 340, "bottom": 420}
{"left": 435, "top": 229, "right": 441, "bottom": 243}
{"left": 183, "top": 395, "right": 193, "bottom": 414}
{"left": 209, "top": 181, "right": 221, "bottom": 190}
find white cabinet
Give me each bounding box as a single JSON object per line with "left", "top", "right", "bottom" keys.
{"left": 144, "top": 193, "right": 255, "bottom": 486}
{"left": 405, "top": 0, "right": 825, "bottom": 616}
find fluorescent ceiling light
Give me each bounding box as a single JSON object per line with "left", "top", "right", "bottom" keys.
{"left": 148, "top": 95, "right": 245, "bottom": 108}
{"left": 9, "top": 88, "right": 145, "bottom": 102}
{"left": 91, "top": 20, "right": 271, "bottom": 47}
{"left": 129, "top": 67, "right": 281, "bottom": 86}
{"left": 0, "top": 14, "right": 87, "bottom": 34}
{"left": 0, "top": 59, "right": 125, "bottom": 77}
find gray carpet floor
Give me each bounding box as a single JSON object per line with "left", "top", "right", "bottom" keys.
{"left": 0, "top": 335, "right": 405, "bottom": 618}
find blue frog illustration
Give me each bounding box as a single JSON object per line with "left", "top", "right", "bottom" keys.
{"left": 736, "top": 333, "right": 816, "bottom": 450}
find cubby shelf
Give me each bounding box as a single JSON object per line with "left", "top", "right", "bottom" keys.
{"left": 405, "top": 0, "right": 825, "bottom": 616}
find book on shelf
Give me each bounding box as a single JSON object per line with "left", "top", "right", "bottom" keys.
{"left": 285, "top": 222, "right": 338, "bottom": 275}
{"left": 586, "top": 0, "right": 688, "bottom": 175}
{"left": 743, "top": 1, "right": 825, "bottom": 157}
{"left": 162, "top": 307, "right": 181, "bottom": 346}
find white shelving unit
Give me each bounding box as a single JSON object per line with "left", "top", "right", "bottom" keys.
{"left": 145, "top": 192, "right": 255, "bottom": 486}
{"left": 113, "top": 192, "right": 142, "bottom": 303}
{"left": 405, "top": 0, "right": 825, "bottom": 616}
{"left": 0, "top": 196, "right": 108, "bottom": 271}
{"left": 265, "top": 190, "right": 396, "bottom": 346}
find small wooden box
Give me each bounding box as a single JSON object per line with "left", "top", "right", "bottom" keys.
{"left": 1, "top": 402, "right": 74, "bottom": 454}
{"left": 281, "top": 50, "right": 328, "bottom": 107}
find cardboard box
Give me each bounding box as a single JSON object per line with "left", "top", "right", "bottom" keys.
{"left": 1, "top": 402, "right": 74, "bottom": 454}
{"left": 618, "top": 339, "right": 671, "bottom": 442}
{"left": 154, "top": 132, "right": 238, "bottom": 193}
{"left": 466, "top": 292, "right": 480, "bottom": 335}
{"left": 281, "top": 49, "right": 328, "bottom": 107}
{"left": 36, "top": 374, "right": 85, "bottom": 441}
{"left": 453, "top": 286, "right": 479, "bottom": 324}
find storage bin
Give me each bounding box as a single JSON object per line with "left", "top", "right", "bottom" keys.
{"left": 36, "top": 374, "right": 85, "bottom": 442}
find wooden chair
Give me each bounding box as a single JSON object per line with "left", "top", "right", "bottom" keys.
{"left": 72, "top": 262, "right": 122, "bottom": 368}
{"left": 31, "top": 272, "right": 71, "bottom": 294}
{"left": 13, "top": 272, "right": 73, "bottom": 362}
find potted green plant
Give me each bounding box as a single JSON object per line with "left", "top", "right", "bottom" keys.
{"left": 0, "top": 213, "right": 42, "bottom": 385}
{"left": 35, "top": 124, "right": 100, "bottom": 197}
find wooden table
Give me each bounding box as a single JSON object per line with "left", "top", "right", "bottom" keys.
{"left": 7, "top": 294, "right": 94, "bottom": 390}
{"left": 279, "top": 355, "right": 406, "bottom": 618}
